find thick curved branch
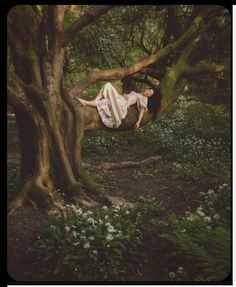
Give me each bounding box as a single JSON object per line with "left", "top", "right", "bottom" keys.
{"left": 182, "top": 62, "right": 227, "bottom": 77}
{"left": 139, "top": 67, "right": 161, "bottom": 80}
{"left": 63, "top": 5, "right": 116, "bottom": 46}
{"left": 69, "top": 6, "right": 213, "bottom": 98}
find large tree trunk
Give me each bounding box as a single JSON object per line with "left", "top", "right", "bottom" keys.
{"left": 7, "top": 5, "right": 109, "bottom": 215}
{"left": 8, "top": 86, "right": 107, "bottom": 215}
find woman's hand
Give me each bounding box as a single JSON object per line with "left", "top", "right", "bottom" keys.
{"left": 135, "top": 108, "right": 145, "bottom": 129}
{"left": 134, "top": 121, "right": 140, "bottom": 129}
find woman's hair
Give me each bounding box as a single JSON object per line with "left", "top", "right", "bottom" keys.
{"left": 146, "top": 86, "right": 162, "bottom": 120}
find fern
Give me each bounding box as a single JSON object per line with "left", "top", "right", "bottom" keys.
{"left": 161, "top": 226, "right": 231, "bottom": 281}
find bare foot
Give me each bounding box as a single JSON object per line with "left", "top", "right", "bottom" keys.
{"left": 76, "top": 97, "right": 86, "bottom": 106}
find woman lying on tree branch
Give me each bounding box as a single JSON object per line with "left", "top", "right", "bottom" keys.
{"left": 76, "top": 82, "right": 158, "bottom": 129}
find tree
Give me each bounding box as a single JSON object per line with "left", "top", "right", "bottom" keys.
{"left": 7, "top": 5, "right": 230, "bottom": 214}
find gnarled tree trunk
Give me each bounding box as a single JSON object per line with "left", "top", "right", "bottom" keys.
{"left": 7, "top": 5, "right": 112, "bottom": 215}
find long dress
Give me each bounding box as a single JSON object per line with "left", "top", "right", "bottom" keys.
{"left": 96, "top": 82, "right": 148, "bottom": 128}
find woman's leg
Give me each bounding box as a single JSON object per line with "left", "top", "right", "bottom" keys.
{"left": 76, "top": 89, "right": 103, "bottom": 107}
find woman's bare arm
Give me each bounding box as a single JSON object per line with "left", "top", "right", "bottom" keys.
{"left": 134, "top": 108, "right": 145, "bottom": 129}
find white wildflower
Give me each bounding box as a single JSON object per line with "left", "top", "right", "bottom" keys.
{"left": 126, "top": 211, "right": 130, "bottom": 215}
{"left": 72, "top": 231, "right": 77, "bottom": 238}
{"left": 93, "top": 250, "right": 98, "bottom": 255}
{"left": 98, "top": 219, "right": 103, "bottom": 224}
{"left": 207, "top": 201, "right": 213, "bottom": 206}
{"left": 75, "top": 208, "right": 82, "bottom": 215}
{"left": 169, "top": 272, "right": 176, "bottom": 278}
{"left": 186, "top": 214, "right": 195, "bottom": 221}
{"left": 107, "top": 225, "right": 116, "bottom": 233}
{"left": 88, "top": 218, "right": 95, "bottom": 224}
{"left": 177, "top": 266, "right": 184, "bottom": 274}
{"left": 89, "top": 236, "right": 95, "bottom": 241}
{"left": 213, "top": 214, "right": 220, "bottom": 220}
{"left": 103, "top": 206, "right": 108, "bottom": 210}
{"left": 106, "top": 234, "right": 114, "bottom": 242}
{"left": 65, "top": 226, "right": 70, "bottom": 232}
{"left": 197, "top": 206, "right": 203, "bottom": 211}
{"left": 207, "top": 189, "right": 214, "bottom": 195}
{"left": 180, "top": 229, "right": 186, "bottom": 233}
{"left": 73, "top": 242, "right": 80, "bottom": 246}
{"left": 203, "top": 216, "right": 212, "bottom": 223}
{"left": 197, "top": 210, "right": 205, "bottom": 217}
{"left": 83, "top": 243, "right": 90, "bottom": 249}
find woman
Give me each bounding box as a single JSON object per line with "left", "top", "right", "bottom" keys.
{"left": 76, "top": 82, "right": 156, "bottom": 129}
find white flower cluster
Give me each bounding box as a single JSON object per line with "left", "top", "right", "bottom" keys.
{"left": 105, "top": 222, "right": 116, "bottom": 233}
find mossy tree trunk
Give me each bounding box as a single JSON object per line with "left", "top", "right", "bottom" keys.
{"left": 7, "top": 5, "right": 113, "bottom": 214}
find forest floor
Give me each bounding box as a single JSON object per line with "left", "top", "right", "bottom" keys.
{"left": 7, "top": 113, "right": 224, "bottom": 282}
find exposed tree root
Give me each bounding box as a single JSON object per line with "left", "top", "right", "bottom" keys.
{"left": 7, "top": 177, "right": 67, "bottom": 224}
{"left": 83, "top": 155, "right": 162, "bottom": 171}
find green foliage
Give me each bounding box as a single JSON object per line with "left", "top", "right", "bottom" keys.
{"left": 34, "top": 197, "right": 165, "bottom": 281}
{"left": 157, "top": 181, "right": 231, "bottom": 281}
{"left": 133, "top": 103, "right": 230, "bottom": 182}
{"left": 82, "top": 102, "right": 230, "bottom": 187}
{"left": 82, "top": 131, "right": 127, "bottom": 160}
{"left": 33, "top": 182, "right": 231, "bottom": 282}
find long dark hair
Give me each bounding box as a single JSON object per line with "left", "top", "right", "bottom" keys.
{"left": 147, "top": 87, "right": 162, "bottom": 120}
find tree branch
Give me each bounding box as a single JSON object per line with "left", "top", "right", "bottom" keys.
{"left": 83, "top": 155, "right": 162, "bottom": 171}
{"left": 139, "top": 30, "right": 152, "bottom": 55}
{"left": 139, "top": 67, "right": 161, "bottom": 80}
{"left": 69, "top": 6, "right": 213, "bottom": 98}
{"left": 182, "top": 61, "right": 227, "bottom": 76}
{"left": 63, "top": 5, "right": 116, "bottom": 46}
{"left": 53, "top": 5, "right": 65, "bottom": 33}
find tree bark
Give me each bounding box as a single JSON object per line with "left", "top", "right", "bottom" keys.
{"left": 7, "top": 5, "right": 112, "bottom": 215}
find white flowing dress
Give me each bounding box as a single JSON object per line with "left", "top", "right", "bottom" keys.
{"left": 96, "top": 82, "right": 148, "bottom": 128}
